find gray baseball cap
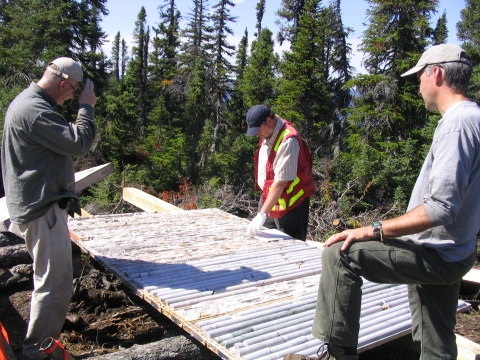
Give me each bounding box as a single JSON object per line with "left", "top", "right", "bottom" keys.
{"left": 46, "top": 57, "right": 84, "bottom": 83}
{"left": 401, "top": 44, "right": 472, "bottom": 83}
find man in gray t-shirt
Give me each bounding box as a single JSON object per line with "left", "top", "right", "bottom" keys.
{"left": 285, "top": 45, "right": 479, "bottom": 360}
{"left": 2, "top": 57, "right": 96, "bottom": 360}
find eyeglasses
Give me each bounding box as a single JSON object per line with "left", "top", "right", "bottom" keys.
{"left": 65, "top": 81, "right": 83, "bottom": 94}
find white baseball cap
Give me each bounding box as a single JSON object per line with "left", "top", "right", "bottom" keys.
{"left": 401, "top": 44, "right": 472, "bottom": 83}
{"left": 46, "top": 57, "right": 83, "bottom": 83}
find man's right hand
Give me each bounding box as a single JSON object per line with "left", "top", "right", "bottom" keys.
{"left": 79, "top": 78, "right": 97, "bottom": 107}
{"left": 247, "top": 212, "right": 267, "bottom": 236}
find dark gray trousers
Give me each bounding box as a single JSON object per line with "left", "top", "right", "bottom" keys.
{"left": 312, "top": 238, "right": 476, "bottom": 360}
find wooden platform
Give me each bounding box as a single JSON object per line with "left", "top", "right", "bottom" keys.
{"left": 68, "top": 209, "right": 473, "bottom": 360}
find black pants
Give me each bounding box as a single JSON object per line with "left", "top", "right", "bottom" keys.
{"left": 263, "top": 197, "right": 310, "bottom": 241}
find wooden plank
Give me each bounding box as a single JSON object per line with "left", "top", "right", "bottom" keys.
{"left": 0, "top": 197, "right": 10, "bottom": 232}
{"left": 122, "top": 187, "right": 182, "bottom": 213}
{"left": 463, "top": 269, "right": 480, "bottom": 285}
{"left": 395, "top": 332, "right": 480, "bottom": 360}
{"left": 0, "top": 163, "right": 115, "bottom": 232}
{"left": 456, "top": 334, "right": 480, "bottom": 360}
{"left": 74, "top": 162, "right": 115, "bottom": 193}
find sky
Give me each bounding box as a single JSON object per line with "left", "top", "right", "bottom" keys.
{"left": 100, "top": 0, "right": 464, "bottom": 74}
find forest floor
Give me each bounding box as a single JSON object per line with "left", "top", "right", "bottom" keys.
{"left": 1, "top": 236, "right": 479, "bottom": 360}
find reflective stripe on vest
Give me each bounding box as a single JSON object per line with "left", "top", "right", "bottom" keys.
{"left": 269, "top": 176, "right": 304, "bottom": 212}
{"left": 274, "top": 129, "right": 291, "bottom": 152}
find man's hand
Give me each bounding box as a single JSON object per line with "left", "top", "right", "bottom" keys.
{"left": 79, "top": 78, "right": 97, "bottom": 107}
{"left": 324, "top": 226, "right": 373, "bottom": 251}
{"left": 247, "top": 212, "right": 267, "bottom": 236}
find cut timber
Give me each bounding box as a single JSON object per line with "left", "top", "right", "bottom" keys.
{"left": 463, "top": 269, "right": 480, "bottom": 285}
{"left": 456, "top": 334, "right": 480, "bottom": 360}
{"left": 395, "top": 331, "right": 480, "bottom": 360}
{"left": 74, "top": 163, "right": 115, "bottom": 193}
{"left": 0, "top": 163, "right": 114, "bottom": 232}
{"left": 0, "top": 197, "right": 10, "bottom": 232}
{"left": 122, "top": 187, "right": 182, "bottom": 213}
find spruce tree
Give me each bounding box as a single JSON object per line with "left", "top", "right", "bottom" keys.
{"left": 228, "top": 28, "right": 249, "bottom": 133}
{"left": 275, "top": 0, "right": 331, "bottom": 143}
{"left": 457, "top": 0, "right": 480, "bottom": 103}
{"left": 432, "top": 10, "right": 448, "bottom": 45}
{"left": 126, "top": 6, "right": 150, "bottom": 139}
{"left": 242, "top": 28, "right": 277, "bottom": 108}
{"left": 276, "top": 0, "right": 306, "bottom": 45}
{"left": 149, "top": 0, "right": 181, "bottom": 126}
{"left": 334, "top": 0, "right": 437, "bottom": 214}
{"left": 209, "top": 0, "right": 237, "bottom": 154}
{"left": 111, "top": 32, "right": 121, "bottom": 83}
{"left": 255, "top": 0, "right": 266, "bottom": 37}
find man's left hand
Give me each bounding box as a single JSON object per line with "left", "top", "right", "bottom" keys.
{"left": 324, "top": 226, "right": 373, "bottom": 251}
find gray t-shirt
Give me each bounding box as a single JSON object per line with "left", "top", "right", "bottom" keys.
{"left": 1, "top": 82, "right": 96, "bottom": 224}
{"left": 406, "top": 101, "right": 480, "bottom": 262}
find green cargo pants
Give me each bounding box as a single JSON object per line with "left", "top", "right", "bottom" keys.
{"left": 312, "top": 238, "right": 476, "bottom": 360}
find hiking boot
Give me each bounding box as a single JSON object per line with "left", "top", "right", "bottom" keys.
{"left": 283, "top": 343, "right": 358, "bottom": 360}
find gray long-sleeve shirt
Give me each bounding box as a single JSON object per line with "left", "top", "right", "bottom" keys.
{"left": 1, "top": 82, "right": 96, "bottom": 224}
{"left": 406, "top": 101, "right": 480, "bottom": 262}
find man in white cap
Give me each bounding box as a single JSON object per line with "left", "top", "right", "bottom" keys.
{"left": 284, "top": 44, "right": 480, "bottom": 360}
{"left": 1, "top": 57, "right": 97, "bottom": 359}
{"left": 245, "top": 105, "right": 315, "bottom": 241}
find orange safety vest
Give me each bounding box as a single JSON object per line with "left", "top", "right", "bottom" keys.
{"left": 254, "top": 121, "right": 315, "bottom": 218}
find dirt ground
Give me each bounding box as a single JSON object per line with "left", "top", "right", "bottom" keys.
{"left": 1, "top": 234, "right": 479, "bottom": 360}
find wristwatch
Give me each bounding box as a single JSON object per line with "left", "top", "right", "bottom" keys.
{"left": 372, "top": 221, "right": 383, "bottom": 242}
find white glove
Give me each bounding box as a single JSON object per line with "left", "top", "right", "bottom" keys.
{"left": 247, "top": 212, "right": 267, "bottom": 236}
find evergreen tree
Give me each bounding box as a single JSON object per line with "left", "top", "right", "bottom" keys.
{"left": 457, "top": 0, "right": 480, "bottom": 104}
{"left": 275, "top": 0, "right": 331, "bottom": 143}
{"left": 149, "top": 0, "right": 181, "bottom": 127}
{"left": 0, "top": 0, "right": 78, "bottom": 84}
{"left": 255, "top": 0, "right": 266, "bottom": 37}
{"left": 180, "top": 0, "right": 213, "bottom": 69}
{"left": 121, "top": 39, "right": 129, "bottom": 79}
{"left": 334, "top": 0, "right": 437, "bottom": 214}
{"left": 432, "top": 10, "right": 448, "bottom": 45}
{"left": 228, "top": 28, "right": 249, "bottom": 133}
{"left": 111, "top": 32, "right": 121, "bottom": 82}
{"left": 276, "top": 0, "right": 305, "bottom": 45}
{"left": 0, "top": 0, "right": 108, "bottom": 127}
{"left": 126, "top": 6, "right": 150, "bottom": 139}
{"left": 178, "top": 0, "right": 213, "bottom": 180}
{"left": 242, "top": 28, "right": 277, "bottom": 108}
{"left": 326, "top": 0, "right": 353, "bottom": 111}
{"left": 185, "top": 55, "right": 210, "bottom": 180}
{"left": 209, "top": 0, "right": 237, "bottom": 153}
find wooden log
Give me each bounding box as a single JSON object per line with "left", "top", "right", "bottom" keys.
{"left": 0, "top": 244, "right": 31, "bottom": 268}
{"left": 0, "top": 264, "right": 33, "bottom": 289}
{"left": 122, "top": 187, "right": 182, "bottom": 213}
{"left": 89, "top": 332, "right": 216, "bottom": 360}
{"left": 0, "top": 163, "right": 114, "bottom": 231}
